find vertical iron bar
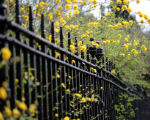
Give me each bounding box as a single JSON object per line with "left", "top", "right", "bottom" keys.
{"left": 41, "top": 14, "right": 48, "bottom": 120}
{"left": 47, "top": 51, "right": 54, "bottom": 120}
{"left": 9, "top": 34, "right": 16, "bottom": 109}
{"left": 15, "top": 0, "right": 23, "bottom": 111}
{"left": 51, "top": 21, "right": 58, "bottom": 120}
{"left": 29, "top": 6, "right": 37, "bottom": 118}
{"left": 24, "top": 41, "right": 30, "bottom": 111}
{"left": 60, "top": 26, "right": 65, "bottom": 119}
{"left": 36, "top": 47, "right": 43, "bottom": 120}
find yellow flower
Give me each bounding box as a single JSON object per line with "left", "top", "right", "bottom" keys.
{"left": 93, "top": 69, "right": 97, "bottom": 73}
{"left": 70, "top": 45, "right": 75, "bottom": 50}
{"left": 102, "top": 41, "right": 106, "bottom": 44}
{"left": 64, "top": 116, "right": 70, "bottom": 120}
{"left": 57, "top": 74, "right": 60, "bottom": 78}
{"left": 55, "top": 22, "right": 59, "bottom": 27}
{"left": 127, "top": 54, "right": 131, "bottom": 59}
{"left": 117, "top": 7, "right": 120, "bottom": 11}
{"left": 65, "top": 73, "right": 67, "bottom": 77}
{"left": 117, "top": 0, "right": 122, "bottom": 4}
{"left": 100, "top": 87, "right": 103, "bottom": 90}
{"left": 131, "top": 49, "right": 136, "bottom": 53}
{"left": 1, "top": 48, "right": 11, "bottom": 60}
{"left": 94, "top": 98, "right": 97, "bottom": 102}
{"left": 37, "top": 13, "right": 41, "bottom": 17}
{"left": 120, "top": 54, "right": 125, "bottom": 57}
{"left": 140, "top": 19, "right": 144, "bottom": 24}
{"left": 81, "top": 97, "right": 86, "bottom": 103}
{"left": 36, "top": 82, "right": 40, "bottom": 86}
{"left": 48, "top": 13, "right": 53, "bottom": 19}
{"left": 74, "top": 10, "right": 80, "bottom": 15}
{"left": 12, "top": 109, "right": 20, "bottom": 118}
{"left": 122, "top": 5, "right": 127, "bottom": 10}
{"left": 147, "top": 18, "right": 150, "bottom": 24}
{"left": 74, "top": 93, "right": 82, "bottom": 98}
{"left": 4, "top": 107, "right": 12, "bottom": 116}
{"left": 124, "top": 38, "right": 128, "bottom": 42}
{"left": 55, "top": 29, "right": 59, "bottom": 33}
{"left": 65, "top": 25, "right": 70, "bottom": 29}
{"left": 110, "top": 1, "right": 113, "bottom": 4}
{"left": 129, "top": 20, "right": 133, "bottom": 25}
{"left": 136, "top": 0, "right": 140, "bottom": 4}
{"left": 118, "top": 34, "right": 121, "bottom": 38}
{"left": 29, "top": 104, "right": 36, "bottom": 113}
{"left": 18, "top": 102, "right": 27, "bottom": 110}
{"left": 58, "top": 6, "right": 62, "bottom": 10}
{"left": 144, "top": 14, "right": 148, "bottom": 20}
{"left": 114, "top": 25, "right": 118, "bottom": 29}
{"left": 102, "top": 16, "right": 106, "bottom": 21}
{"left": 73, "top": 5, "right": 78, "bottom": 10}
{"left": 127, "top": 7, "right": 132, "bottom": 13}
{"left": 0, "top": 87, "right": 7, "bottom": 100}
{"left": 108, "top": 25, "right": 113, "bottom": 29}
{"left": 139, "top": 13, "right": 143, "bottom": 18}
{"left": 111, "top": 70, "right": 115, "bottom": 74}
{"left": 65, "top": 4, "right": 71, "bottom": 10}
{"left": 112, "top": 5, "right": 116, "bottom": 8}
{"left": 69, "top": 76, "right": 71, "bottom": 79}
{"left": 70, "top": 25, "right": 74, "bottom": 29}
{"left": 22, "top": 97, "right": 26, "bottom": 101}
{"left": 55, "top": 114, "right": 58, "bottom": 117}
{"left": 117, "top": 23, "right": 122, "bottom": 27}
{"left": 134, "top": 52, "right": 138, "bottom": 56}
{"left": 81, "top": 45, "right": 86, "bottom": 51}
{"left": 0, "top": 112, "right": 4, "bottom": 120}
{"left": 96, "top": 43, "right": 99, "bottom": 48}
{"left": 2, "top": 81, "right": 8, "bottom": 88}
{"left": 56, "top": 0, "right": 61, "bottom": 4}
{"left": 88, "top": 98, "right": 91, "bottom": 102}
{"left": 73, "top": 50, "right": 77, "bottom": 54}
{"left": 62, "top": 83, "right": 66, "bottom": 88}
{"left": 106, "top": 40, "right": 110, "bottom": 43}
{"left": 66, "top": 89, "right": 70, "bottom": 92}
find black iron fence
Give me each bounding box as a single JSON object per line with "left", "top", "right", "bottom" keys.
{"left": 0, "top": 0, "right": 149, "bottom": 120}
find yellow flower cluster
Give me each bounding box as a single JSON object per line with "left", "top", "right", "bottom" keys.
{"left": 141, "top": 45, "right": 147, "bottom": 51}
{"left": 1, "top": 48, "right": 11, "bottom": 60}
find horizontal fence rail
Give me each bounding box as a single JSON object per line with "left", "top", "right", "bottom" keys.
{"left": 0, "top": 1, "right": 149, "bottom": 120}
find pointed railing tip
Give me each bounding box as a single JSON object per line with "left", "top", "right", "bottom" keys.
{"left": 51, "top": 21, "right": 55, "bottom": 43}
{"left": 60, "top": 26, "right": 64, "bottom": 48}
{"left": 41, "top": 14, "right": 46, "bottom": 39}
{"left": 15, "top": 0, "right": 21, "bottom": 25}
{"left": 29, "top": 6, "right": 34, "bottom": 32}
{"left": 68, "top": 31, "right": 71, "bottom": 51}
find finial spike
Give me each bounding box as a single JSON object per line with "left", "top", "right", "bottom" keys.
{"left": 15, "top": 0, "right": 21, "bottom": 25}
{"left": 29, "top": 6, "right": 34, "bottom": 32}
{"left": 68, "top": 32, "right": 71, "bottom": 52}
{"left": 75, "top": 37, "right": 78, "bottom": 56}
{"left": 51, "top": 21, "right": 55, "bottom": 43}
{"left": 41, "top": 14, "right": 46, "bottom": 39}
{"left": 60, "top": 27, "right": 64, "bottom": 48}
{"left": 87, "top": 44, "right": 90, "bottom": 62}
